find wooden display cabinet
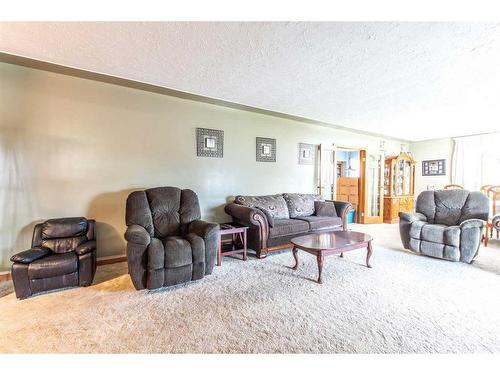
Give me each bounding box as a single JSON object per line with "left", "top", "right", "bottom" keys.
{"left": 383, "top": 153, "right": 416, "bottom": 223}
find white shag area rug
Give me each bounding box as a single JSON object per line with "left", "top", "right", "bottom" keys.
{"left": 1, "top": 224, "right": 499, "bottom": 353}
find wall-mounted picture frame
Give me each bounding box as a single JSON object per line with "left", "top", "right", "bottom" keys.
{"left": 196, "top": 128, "right": 224, "bottom": 158}
{"left": 256, "top": 137, "right": 276, "bottom": 162}
{"left": 422, "top": 159, "right": 445, "bottom": 176}
{"left": 298, "top": 143, "right": 314, "bottom": 165}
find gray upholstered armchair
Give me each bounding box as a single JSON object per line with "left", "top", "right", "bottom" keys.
{"left": 399, "top": 190, "right": 489, "bottom": 263}
{"left": 125, "top": 187, "right": 219, "bottom": 290}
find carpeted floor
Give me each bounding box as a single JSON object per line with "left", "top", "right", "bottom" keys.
{"left": 1, "top": 223, "right": 499, "bottom": 353}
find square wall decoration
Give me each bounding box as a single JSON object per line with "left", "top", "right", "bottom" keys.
{"left": 256, "top": 137, "right": 276, "bottom": 162}
{"left": 298, "top": 143, "right": 314, "bottom": 165}
{"left": 196, "top": 128, "right": 224, "bottom": 158}
{"left": 422, "top": 159, "right": 446, "bottom": 176}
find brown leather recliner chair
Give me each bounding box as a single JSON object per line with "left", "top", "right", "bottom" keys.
{"left": 10, "top": 217, "right": 97, "bottom": 299}
{"left": 125, "top": 186, "right": 219, "bottom": 290}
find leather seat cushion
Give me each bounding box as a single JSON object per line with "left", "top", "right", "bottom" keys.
{"left": 28, "top": 252, "right": 78, "bottom": 279}
{"left": 296, "top": 216, "right": 342, "bottom": 230}
{"left": 269, "top": 219, "right": 310, "bottom": 237}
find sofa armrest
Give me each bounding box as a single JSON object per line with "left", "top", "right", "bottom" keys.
{"left": 10, "top": 247, "right": 50, "bottom": 264}
{"left": 460, "top": 218, "right": 485, "bottom": 229}
{"left": 399, "top": 212, "right": 427, "bottom": 223}
{"left": 188, "top": 220, "right": 219, "bottom": 239}
{"left": 327, "top": 200, "right": 352, "bottom": 230}
{"left": 124, "top": 224, "right": 151, "bottom": 245}
{"left": 76, "top": 240, "right": 96, "bottom": 256}
{"left": 224, "top": 203, "right": 269, "bottom": 228}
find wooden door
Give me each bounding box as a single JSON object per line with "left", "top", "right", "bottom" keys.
{"left": 360, "top": 150, "right": 384, "bottom": 224}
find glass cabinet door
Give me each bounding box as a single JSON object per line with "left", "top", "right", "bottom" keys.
{"left": 403, "top": 160, "right": 411, "bottom": 195}
{"left": 363, "top": 151, "right": 384, "bottom": 223}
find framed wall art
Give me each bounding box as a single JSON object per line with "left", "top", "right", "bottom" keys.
{"left": 298, "top": 143, "right": 314, "bottom": 165}
{"left": 196, "top": 128, "right": 224, "bottom": 158}
{"left": 422, "top": 159, "right": 445, "bottom": 176}
{"left": 256, "top": 137, "right": 276, "bottom": 162}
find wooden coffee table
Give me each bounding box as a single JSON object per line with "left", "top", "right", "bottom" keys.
{"left": 291, "top": 231, "right": 373, "bottom": 284}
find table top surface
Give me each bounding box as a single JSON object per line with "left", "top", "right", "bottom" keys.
{"left": 291, "top": 230, "right": 372, "bottom": 251}
{"left": 219, "top": 223, "right": 248, "bottom": 234}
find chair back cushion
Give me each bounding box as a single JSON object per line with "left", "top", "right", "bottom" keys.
{"left": 234, "top": 194, "right": 290, "bottom": 219}
{"left": 416, "top": 190, "right": 489, "bottom": 226}
{"left": 40, "top": 217, "right": 88, "bottom": 253}
{"left": 434, "top": 190, "right": 469, "bottom": 226}
{"left": 126, "top": 187, "right": 201, "bottom": 238}
{"left": 283, "top": 193, "right": 323, "bottom": 218}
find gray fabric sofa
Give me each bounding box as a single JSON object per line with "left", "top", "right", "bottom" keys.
{"left": 399, "top": 190, "right": 489, "bottom": 263}
{"left": 225, "top": 193, "right": 351, "bottom": 258}
{"left": 125, "top": 186, "right": 219, "bottom": 290}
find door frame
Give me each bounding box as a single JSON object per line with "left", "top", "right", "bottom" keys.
{"left": 359, "top": 149, "right": 384, "bottom": 224}
{"left": 333, "top": 144, "right": 365, "bottom": 224}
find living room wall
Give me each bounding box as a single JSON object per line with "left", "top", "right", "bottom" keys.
{"left": 410, "top": 138, "right": 453, "bottom": 195}
{"left": 0, "top": 61, "right": 408, "bottom": 271}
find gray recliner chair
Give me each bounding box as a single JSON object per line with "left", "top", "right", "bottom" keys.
{"left": 124, "top": 187, "right": 219, "bottom": 290}
{"left": 399, "top": 190, "right": 489, "bottom": 263}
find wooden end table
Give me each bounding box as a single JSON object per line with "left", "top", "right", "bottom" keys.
{"left": 217, "top": 224, "right": 248, "bottom": 266}
{"left": 291, "top": 230, "right": 373, "bottom": 284}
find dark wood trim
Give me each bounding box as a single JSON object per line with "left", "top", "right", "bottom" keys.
{"left": 0, "top": 51, "right": 410, "bottom": 142}
{"left": 96, "top": 255, "right": 127, "bottom": 266}
{"left": 0, "top": 255, "right": 127, "bottom": 282}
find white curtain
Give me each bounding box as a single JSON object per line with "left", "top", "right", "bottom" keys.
{"left": 452, "top": 133, "right": 500, "bottom": 190}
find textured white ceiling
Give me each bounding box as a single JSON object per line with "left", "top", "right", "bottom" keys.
{"left": 1, "top": 22, "right": 500, "bottom": 141}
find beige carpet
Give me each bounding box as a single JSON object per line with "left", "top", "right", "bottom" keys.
{"left": 1, "top": 224, "right": 500, "bottom": 353}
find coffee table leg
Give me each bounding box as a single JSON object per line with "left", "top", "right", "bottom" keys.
{"left": 366, "top": 241, "right": 372, "bottom": 268}
{"left": 243, "top": 229, "right": 248, "bottom": 261}
{"left": 317, "top": 253, "right": 324, "bottom": 284}
{"left": 340, "top": 252, "right": 343, "bottom": 258}
{"left": 292, "top": 246, "right": 299, "bottom": 270}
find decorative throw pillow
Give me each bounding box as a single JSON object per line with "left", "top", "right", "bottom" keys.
{"left": 283, "top": 193, "right": 323, "bottom": 218}
{"left": 234, "top": 194, "right": 289, "bottom": 219}
{"left": 314, "top": 201, "right": 338, "bottom": 217}
{"left": 259, "top": 208, "right": 275, "bottom": 227}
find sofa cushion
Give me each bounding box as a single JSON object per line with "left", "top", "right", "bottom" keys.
{"left": 283, "top": 193, "right": 322, "bottom": 218}
{"left": 314, "top": 201, "right": 338, "bottom": 217}
{"left": 41, "top": 217, "right": 88, "bottom": 239}
{"left": 41, "top": 236, "right": 87, "bottom": 254}
{"left": 420, "top": 224, "right": 461, "bottom": 247}
{"left": 296, "top": 216, "right": 342, "bottom": 230}
{"left": 163, "top": 236, "right": 193, "bottom": 268}
{"left": 147, "top": 187, "right": 182, "bottom": 237}
{"left": 434, "top": 190, "right": 469, "bottom": 226}
{"left": 421, "top": 224, "right": 447, "bottom": 243}
{"left": 459, "top": 191, "right": 489, "bottom": 223}
{"left": 28, "top": 252, "right": 78, "bottom": 279}
{"left": 235, "top": 194, "right": 289, "bottom": 219}
{"left": 420, "top": 241, "right": 460, "bottom": 261}
{"left": 269, "top": 219, "right": 310, "bottom": 237}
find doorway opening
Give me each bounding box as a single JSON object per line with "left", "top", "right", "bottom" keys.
{"left": 316, "top": 144, "right": 384, "bottom": 224}
{"left": 335, "top": 148, "right": 361, "bottom": 222}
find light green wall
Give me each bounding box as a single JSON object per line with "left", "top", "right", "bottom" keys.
{"left": 0, "top": 62, "right": 407, "bottom": 271}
